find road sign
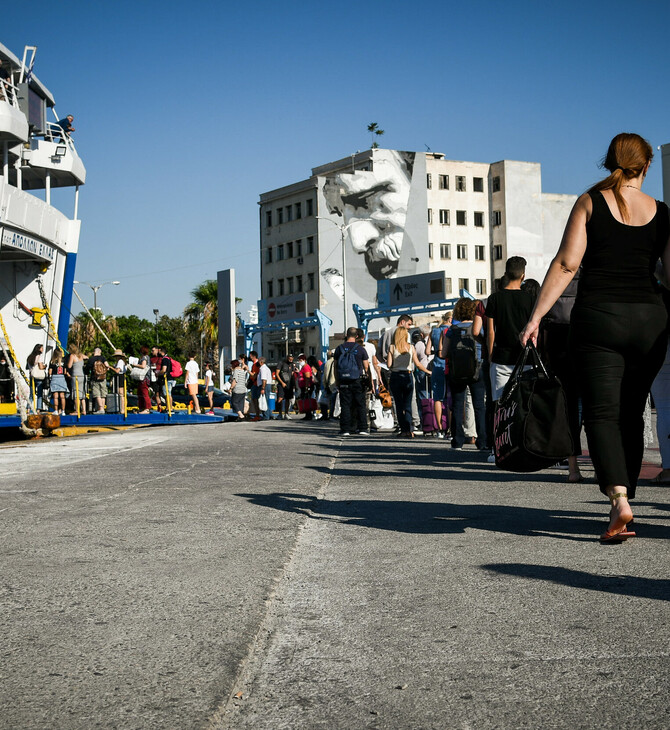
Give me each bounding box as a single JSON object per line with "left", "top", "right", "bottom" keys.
{"left": 377, "top": 272, "right": 447, "bottom": 308}
{"left": 258, "top": 294, "right": 307, "bottom": 325}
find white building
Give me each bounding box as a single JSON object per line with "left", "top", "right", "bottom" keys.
{"left": 259, "top": 149, "right": 575, "bottom": 360}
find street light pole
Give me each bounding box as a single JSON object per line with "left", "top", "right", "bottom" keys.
{"left": 316, "top": 217, "right": 355, "bottom": 332}
{"left": 153, "top": 309, "right": 160, "bottom": 345}
{"left": 73, "top": 280, "right": 121, "bottom": 314}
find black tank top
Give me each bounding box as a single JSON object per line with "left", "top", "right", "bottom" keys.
{"left": 576, "top": 190, "right": 669, "bottom": 306}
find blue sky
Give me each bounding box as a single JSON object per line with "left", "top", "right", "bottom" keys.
{"left": 5, "top": 0, "right": 670, "bottom": 321}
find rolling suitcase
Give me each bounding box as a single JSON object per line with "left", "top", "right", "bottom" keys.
{"left": 420, "top": 398, "right": 448, "bottom": 433}
{"left": 106, "top": 393, "right": 122, "bottom": 414}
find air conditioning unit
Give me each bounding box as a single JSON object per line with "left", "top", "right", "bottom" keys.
{"left": 297, "top": 257, "right": 304, "bottom": 265}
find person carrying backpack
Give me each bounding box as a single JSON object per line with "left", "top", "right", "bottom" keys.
{"left": 333, "top": 327, "right": 370, "bottom": 436}
{"left": 441, "top": 297, "right": 487, "bottom": 451}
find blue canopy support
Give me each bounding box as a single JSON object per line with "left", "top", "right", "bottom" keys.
{"left": 353, "top": 289, "right": 474, "bottom": 339}
{"left": 240, "top": 309, "right": 333, "bottom": 363}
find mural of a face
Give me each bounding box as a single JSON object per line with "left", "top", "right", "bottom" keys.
{"left": 323, "top": 150, "right": 414, "bottom": 281}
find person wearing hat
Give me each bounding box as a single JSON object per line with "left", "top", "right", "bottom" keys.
{"left": 110, "top": 348, "right": 127, "bottom": 400}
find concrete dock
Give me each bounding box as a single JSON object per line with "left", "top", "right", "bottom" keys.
{"left": 1, "top": 420, "right": 668, "bottom": 729}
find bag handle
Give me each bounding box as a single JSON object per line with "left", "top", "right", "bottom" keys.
{"left": 508, "top": 341, "right": 549, "bottom": 385}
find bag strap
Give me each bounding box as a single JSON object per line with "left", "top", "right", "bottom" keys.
{"left": 508, "top": 341, "right": 549, "bottom": 385}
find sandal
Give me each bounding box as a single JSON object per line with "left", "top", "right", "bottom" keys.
{"left": 600, "top": 492, "right": 636, "bottom": 543}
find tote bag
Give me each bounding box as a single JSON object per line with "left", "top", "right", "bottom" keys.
{"left": 493, "top": 342, "right": 573, "bottom": 472}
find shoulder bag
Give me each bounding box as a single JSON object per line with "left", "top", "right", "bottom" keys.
{"left": 493, "top": 342, "right": 573, "bottom": 472}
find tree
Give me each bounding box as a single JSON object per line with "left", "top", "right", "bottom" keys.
{"left": 68, "top": 310, "right": 118, "bottom": 354}
{"left": 367, "top": 122, "right": 385, "bottom": 149}
{"left": 184, "top": 279, "right": 218, "bottom": 364}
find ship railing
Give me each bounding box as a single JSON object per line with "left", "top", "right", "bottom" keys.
{"left": 0, "top": 77, "right": 20, "bottom": 107}
{"left": 39, "top": 120, "right": 78, "bottom": 154}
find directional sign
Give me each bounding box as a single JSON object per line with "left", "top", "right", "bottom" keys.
{"left": 377, "top": 272, "right": 447, "bottom": 308}
{"left": 258, "top": 294, "right": 307, "bottom": 325}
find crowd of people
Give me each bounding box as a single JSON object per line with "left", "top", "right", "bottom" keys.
{"left": 14, "top": 343, "right": 214, "bottom": 416}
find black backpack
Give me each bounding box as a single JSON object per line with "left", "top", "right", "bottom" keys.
{"left": 336, "top": 344, "right": 361, "bottom": 381}
{"left": 447, "top": 323, "right": 479, "bottom": 386}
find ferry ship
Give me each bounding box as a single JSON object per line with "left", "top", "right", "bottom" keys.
{"left": 0, "top": 44, "right": 82, "bottom": 420}
{"left": 0, "top": 44, "right": 226, "bottom": 432}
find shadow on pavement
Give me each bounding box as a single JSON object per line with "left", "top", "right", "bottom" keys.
{"left": 235, "top": 492, "right": 670, "bottom": 542}
{"left": 482, "top": 563, "right": 670, "bottom": 601}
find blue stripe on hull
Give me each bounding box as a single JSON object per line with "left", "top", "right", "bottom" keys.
{"left": 58, "top": 252, "right": 77, "bottom": 346}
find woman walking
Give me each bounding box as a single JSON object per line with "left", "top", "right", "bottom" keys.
{"left": 520, "top": 132, "right": 669, "bottom": 542}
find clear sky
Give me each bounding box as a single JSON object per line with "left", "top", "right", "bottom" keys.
{"left": 4, "top": 0, "right": 670, "bottom": 321}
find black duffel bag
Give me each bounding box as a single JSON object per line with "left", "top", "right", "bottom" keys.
{"left": 493, "top": 342, "right": 573, "bottom": 472}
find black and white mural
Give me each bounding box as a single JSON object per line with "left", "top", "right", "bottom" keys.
{"left": 318, "top": 149, "right": 426, "bottom": 330}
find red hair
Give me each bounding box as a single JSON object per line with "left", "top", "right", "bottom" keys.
{"left": 589, "top": 133, "right": 653, "bottom": 223}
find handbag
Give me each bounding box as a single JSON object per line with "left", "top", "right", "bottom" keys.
{"left": 31, "top": 364, "right": 46, "bottom": 381}
{"left": 258, "top": 393, "right": 268, "bottom": 411}
{"left": 377, "top": 384, "right": 393, "bottom": 409}
{"left": 129, "top": 365, "right": 149, "bottom": 382}
{"left": 493, "top": 342, "right": 573, "bottom": 472}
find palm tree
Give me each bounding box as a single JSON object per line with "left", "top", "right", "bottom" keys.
{"left": 367, "top": 122, "right": 385, "bottom": 149}
{"left": 68, "top": 310, "right": 118, "bottom": 354}
{"left": 184, "top": 279, "right": 218, "bottom": 362}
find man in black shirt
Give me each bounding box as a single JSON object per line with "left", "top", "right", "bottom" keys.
{"left": 485, "top": 256, "right": 534, "bottom": 403}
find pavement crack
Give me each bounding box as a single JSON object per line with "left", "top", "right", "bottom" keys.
{"left": 204, "top": 445, "right": 341, "bottom": 729}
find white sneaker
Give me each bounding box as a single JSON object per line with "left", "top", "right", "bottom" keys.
{"left": 487, "top": 452, "right": 496, "bottom": 463}
{"left": 412, "top": 429, "right": 423, "bottom": 436}
{"left": 437, "top": 432, "right": 445, "bottom": 439}
{"left": 358, "top": 431, "right": 369, "bottom": 436}
{"left": 341, "top": 432, "right": 350, "bottom": 436}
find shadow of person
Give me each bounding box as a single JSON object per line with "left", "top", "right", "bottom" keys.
{"left": 235, "top": 492, "right": 670, "bottom": 542}
{"left": 482, "top": 563, "right": 670, "bottom": 601}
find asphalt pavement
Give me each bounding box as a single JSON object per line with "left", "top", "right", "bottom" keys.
{"left": 1, "top": 417, "right": 668, "bottom": 729}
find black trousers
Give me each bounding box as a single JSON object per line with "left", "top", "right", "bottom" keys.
{"left": 570, "top": 301, "right": 668, "bottom": 498}
{"left": 339, "top": 380, "right": 368, "bottom": 434}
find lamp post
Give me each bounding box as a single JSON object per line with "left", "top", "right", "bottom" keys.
{"left": 153, "top": 309, "right": 160, "bottom": 345}
{"left": 73, "top": 280, "right": 120, "bottom": 313}
{"left": 316, "top": 217, "right": 355, "bottom": 332}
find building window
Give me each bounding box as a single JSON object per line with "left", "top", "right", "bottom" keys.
{"left": 476, "top": 279, "right": 487, "bottom": 295}
{"left": 458, "top": 277, "right": 469, "bottom": 292}
{"left": 456, "top": 176, "right": 466, "bottom": 192}
{"left": 267, "top": 280, "right": 273, "bottom": 298}
{"left": 492, "top": 176, "right": 501, "bottom": 193}
{"left": 492, "top": 210, "right": 502, "bottom": 226}
{"left": 265, "top": 247, "right": 273, "bottom": 264}
{"left": 306, "top": 199, "right": 314, "bottom": 216}
{"left": 286, "top": 206, "right": 293, "bottom": 222}
{"left": 475, "top": 245, "right": 485, "bottom": 261}
{"left": 428, "top": 242, "right": 434, "bottom": 259}
{"left": 473, "top": 177, "right": 484, "bottom": 192}
{"left": 277, "top": 244, "right": 284, "bottom": 261}
{"left": 287, "top": 241, "right": 293, "bottom": 258}
{"left": 265, "top": 211, "right": 272, "bottom": 228}
{"left": 439, "top": 209, "right": 450, "bottom": 225}
{"left": 474, "top": 211, "right": 484, "bottom": 228}
{"left": 307, "top": 272, "right": 315, "bottom": 290}
{"left": 427, "top": 208, "right": 433, "bottom": 224}
{"left": 426, "top": 173, "right": 432, "bottom": 189}
{"left": 287, "top": 277, "right": 294, "bottom": 294}
{"left": 295, "top": 202, "right": 302, "bottom": 219}
{"left": 456, "top": 210, "right": 467, "bottom": 226}
{"left": 440, "top": 243, "right": 451, "bottom": 260}
{"left": 307, "top": 236, "right": 314, "bottom": 254}
{"left": 297, "top": 275, "right": 303, "bottom": 292}
{"left": 439, "top": 174, "right": 449, "bottom": 190}
{"left": 278, "top": 278, "right": 285, "bottom": 295}
{"left": 457, "top": 244, "right": 467, "bottom": 260}
{"left": 296, "top": 239, "right": 302, "bottom": 257}
{"left": 494, "top": 244, "right": 503, "bottom": 260}
{"left": 277, "top": 208, "right": 283, "bottom": 225}
{"left": 445, "top": 278, "right": 453, "bottom": 294}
